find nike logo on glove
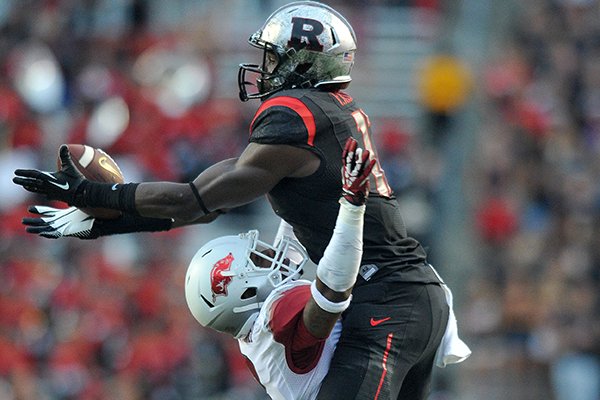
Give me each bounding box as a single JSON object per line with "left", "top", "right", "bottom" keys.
{"left": 39, "top": 171, "right": 70, "bottom": 190}
{"left": 370, "top": 317, "right": 391, "bottom": 327}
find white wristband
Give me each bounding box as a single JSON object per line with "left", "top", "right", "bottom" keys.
{"left": 310, "top": 281, "right": 352, "bottom": 314}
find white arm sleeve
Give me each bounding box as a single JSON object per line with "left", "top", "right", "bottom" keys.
{"left": 315, "top": 198, "right": 365, "bottom": 292}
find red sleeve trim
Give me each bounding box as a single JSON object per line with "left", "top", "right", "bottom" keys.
{"left": 250, "top": 96, "right": 316, "bottom": 146}
{"left": 270, "top": 285, "right": 326, "bottom": 374}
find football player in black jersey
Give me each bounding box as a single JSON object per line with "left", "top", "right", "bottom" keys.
{"left": 14, "top": 1, "right": 469, "bottom": 399}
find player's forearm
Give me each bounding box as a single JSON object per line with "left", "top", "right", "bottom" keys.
{"left": 134, "top": 181, "right": 201, "bottom": 221}
{"left": 77, "top": 180, "right": 205, "bottom": 223}
{"left": 133, "top": 181, "right": 225, "bottom": 226}
{"left": 134, "top": 158, "right": 241, "bottom": 221}
{"left": 315, "top": 199, "right": 365, "bottom": 292}
{"left": 303, "top": 200, "right": 365, "bottom": 338}
{"left": 71, "top": 157, "right": 245, "bottom": 222}
{"left": 303, "top": 280, "right": 352, "bottom": 338}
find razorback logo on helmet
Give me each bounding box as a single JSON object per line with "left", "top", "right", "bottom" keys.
{"left": 288, "top": 17, "right": 324, "bottom": 52}
{"left": 210, "top": 253, "right": 234, "bottom": 298}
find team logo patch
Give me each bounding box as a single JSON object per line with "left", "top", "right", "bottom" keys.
{"left": 288, "top": 17, "right": 324, "bottom": 52}
{"left": 211, "top": 253, "right": 234, "bottom": 298}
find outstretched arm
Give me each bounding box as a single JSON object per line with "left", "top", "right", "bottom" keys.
{"left": 14, "top": 142, "right": 320, "bottom": 229}
{"left": 134, "top": 143, "right": 318, "bottom": 222}
{"left": 301, "top": 138, "right": 376, "bottom": 339}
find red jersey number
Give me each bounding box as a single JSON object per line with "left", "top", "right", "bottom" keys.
{"left": 351, "top": 110, "right": 392, "bottom": 197}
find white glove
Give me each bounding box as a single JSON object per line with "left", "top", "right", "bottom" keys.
{"left": 23, "top": 205, "right": 97, "bottom": 239}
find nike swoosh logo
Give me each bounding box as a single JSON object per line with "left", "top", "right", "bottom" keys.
{"left": 49, "top": 180, "right": 69, "bottom": 190}
{"left": 98, "top": 156, "right": 122, "bottom": 178}
{"left": 39, "top": 171, "right": 70, "bottom": 190}
{"left": 370, "top": 317, "right": 391, "bottom": 327}
{"left": 111, "top": 184, "right": 119, "bottom": 191}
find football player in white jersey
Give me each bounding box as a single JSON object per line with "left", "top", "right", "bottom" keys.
{"left": 184, "top": 138, "right": 374, "bottom": 400}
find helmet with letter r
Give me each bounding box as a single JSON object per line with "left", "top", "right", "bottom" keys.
{"left": 238, "top": 1, "right": 357, "bottom": 101}
{"left": 184, "top": 230, "right": 308, "bottom": 339}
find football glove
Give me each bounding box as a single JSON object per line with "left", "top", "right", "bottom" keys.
{"left": 341, "top": 138, "right": 376, "bottom": 206}
{"left": 13, "top": 145, "right": 88, "bottom": 206}
{"left": 23, "top": 206, "right": 97, "bottom": 239}
{"left": 22, "top": 205, "right": 174, "bottom": 239}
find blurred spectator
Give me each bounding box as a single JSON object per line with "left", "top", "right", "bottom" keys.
{"left": 462, "top": 0, "right": 600, "bottom": 399}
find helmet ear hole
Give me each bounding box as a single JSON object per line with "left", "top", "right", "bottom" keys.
{"left": 241, "top": 287, "right": 257, "bottom": 299}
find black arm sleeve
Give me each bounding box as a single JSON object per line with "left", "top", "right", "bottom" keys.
{"left": 90, "top": 213, "right": 173, "bottom": 238}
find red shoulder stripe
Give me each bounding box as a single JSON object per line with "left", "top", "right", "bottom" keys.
{"left": 250, "top": 96, "right": 316, "bottom": 146}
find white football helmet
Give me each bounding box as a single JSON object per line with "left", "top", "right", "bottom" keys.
{"left": 238, "top": 1, "right": 357, "bottom": 101}
{"left": 185, "top": 230, "right": 308, "bottom": 339}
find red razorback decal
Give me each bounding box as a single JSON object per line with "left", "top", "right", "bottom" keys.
{"left": 211, "top": 253, "right": 234, "bottom": 296}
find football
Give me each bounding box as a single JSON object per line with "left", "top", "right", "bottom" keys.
{"left": 57, "top": 144, "right": 125, "bottom": 219}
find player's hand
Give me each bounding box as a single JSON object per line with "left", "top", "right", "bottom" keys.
{"left": 23, "top": 205, "right": 98, "bottom": 239}
{"left": 341, "top": 137, "right": 376, "bottom": 206}
{"left": 13, "top": 145, "right": 87, "bottom": 206}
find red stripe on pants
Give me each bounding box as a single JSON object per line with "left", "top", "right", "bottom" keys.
{"left": 374, "top": 333, "right": 394, "bottom": 400}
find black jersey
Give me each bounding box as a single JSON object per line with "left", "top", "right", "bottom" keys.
{"left": 250, "top": 88, "right": 440, "bottom": 284}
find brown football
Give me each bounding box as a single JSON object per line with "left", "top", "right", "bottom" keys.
{"left": 57, "top": 144, "right": 125, "bottom": 219}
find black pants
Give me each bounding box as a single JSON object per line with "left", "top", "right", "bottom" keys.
{"left": 316, "top": 281, "right": 449, "bottom": 400}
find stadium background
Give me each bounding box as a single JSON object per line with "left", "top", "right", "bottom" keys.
{"left": 1, "top": 0, "right": 599, "bottom": 399}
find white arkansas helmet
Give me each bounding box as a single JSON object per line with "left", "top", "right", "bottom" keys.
{"left": 185, "top": 230, "right": 308, "bottom": 339}
{"left": 238, "top": 1, "right": 357, "bottom": 101}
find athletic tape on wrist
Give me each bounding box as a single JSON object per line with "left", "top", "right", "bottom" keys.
{"left": 338, "top": 198, "right": 366, "bottom": 225}
{"left": 315, "top": 199, "right": 365, "bottom": 292}
{"left": 310, "top": 281, "right": 351, "bottom": 314}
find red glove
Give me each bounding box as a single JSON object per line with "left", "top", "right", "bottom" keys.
{"left": 341, "top": 138, "right": 376, "bottom": 206}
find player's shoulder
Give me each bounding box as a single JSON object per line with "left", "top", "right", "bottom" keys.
{"left": 249, "top": 90, "right": 323, "bottom": 146}
{"left": 268, "top": 280, "right": 311, "bottom": 303}
{"left": 249, "top": 281, "right": 309, "bottom": 335}
{"left": 267, "top": 281, "right": 311, "bottom": 339}
{"left": 266, "top": 280, "right": 311, "bottom": 318}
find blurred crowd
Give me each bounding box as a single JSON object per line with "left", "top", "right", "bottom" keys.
{"left": 1, "top": 0, "right": 599, "bottom": 399}
{"left": 460, "top": 0, "right": 600, "bottom": 399}
{"left": 0, "top": 1, "right": 271, "bottom": 398}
